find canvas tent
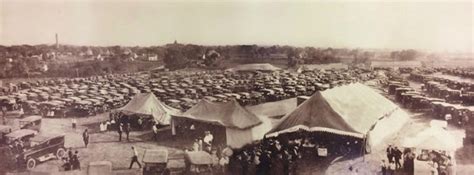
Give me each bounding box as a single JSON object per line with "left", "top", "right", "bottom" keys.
{"left": 173, "top": 99, "right": 272, "bottom": 148}
{"left": 246, "top": 98, "right": 297, "bottom": 119}
{"left": 401, "top": 126, "right": 458, "bottom": 151}
{"left": 226, "top": 63, "right": 281, "bottom": 72}
{"left": 268, "top": 83, "right": 409, "bottom": 148}
{"left": 115, "top": 93, "right": 181, "bottom": 125}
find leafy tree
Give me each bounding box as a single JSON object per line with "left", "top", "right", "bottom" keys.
{"left": 203, "top": 50, "right": 220, "bottom": 67}
{"left": 163, "top": 47, "right": 189, "bottom": 70}
{"left": 391, "top": 49, "right": 418, "bottom": 61}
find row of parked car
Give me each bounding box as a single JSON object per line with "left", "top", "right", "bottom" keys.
{"left": 1, "top": 68, "right": 377, "bottom": 116}
{"left": 388, "top": 77, "right": 474, "bottom": 145}
{"left": 409, "top": 72, "right": 474, "bottom": 105}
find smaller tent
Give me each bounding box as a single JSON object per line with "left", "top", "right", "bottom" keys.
{"left": 401, "top": 126, "right": 458, "bottom": 151}
{"left": 246, "top": 98, "right": 297, "bottom": 119}
{"left": 226, "top": 63, "right": 281, "bottom": 72}
{"left": 116, "top": 93, "right": 181, "bottom": 125}
{"left": 173, "top": 99, "right": 272, "bottom": 148}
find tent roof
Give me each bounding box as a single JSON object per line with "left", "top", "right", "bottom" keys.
{"left": 246, "top": 98, "right": 298, "bottom": 119}
{"left": 117, "top": 93, "right": 181, "bottom": 124}
{"left": 178, "top": 99, "right": 262, "bottom": 129}
{"left": 268, "top": 83, "right": 399, "bottom": 138}
{"left": 227, "top": 63, "right": 281, "bottom": 72}
{"left": 402, "top": 126, "right": 457, "bottom": 151}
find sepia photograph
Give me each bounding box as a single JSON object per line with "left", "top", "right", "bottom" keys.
{"left": 0, "top": 0, "right": 473, "bottom": 174}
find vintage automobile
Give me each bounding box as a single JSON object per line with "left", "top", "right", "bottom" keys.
{"left": 461, "top": 92, "right": 474, "bottom": 105}
{"left": 283, "top": 86, "right": 297, "bottom": 96}
{"left": 19, "top": 115, "right": 42, "bottom": 132}
{"left": 0, "top": 96, "right": 17, "bottom": 111}
{"left": 16, "top": 134, "right": 66, "bottom": 169}
{"left": 23, "top": 100, "right": 40, "bottom": 115}
{"left": 4, "top": 129, "right": 38, "bottom": 146}
{"left": 184, "top": 151, "right": 213, "bottom": 174}
{"left": 142, "top": 149, "right": 169, "bottom": 175}
{"left": 0, "top": 125, "right": 13, "bottom": 144}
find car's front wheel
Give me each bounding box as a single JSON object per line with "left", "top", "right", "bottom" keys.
{"left": 56, "top": 148, "right": 66, "bottom": 159}
{"left": 27, "top": 158, "right": 36, "bottom": 169}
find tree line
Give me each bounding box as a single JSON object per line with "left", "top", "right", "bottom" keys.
{"left": 0, "top": 43, "right": 420, "bottom": 78}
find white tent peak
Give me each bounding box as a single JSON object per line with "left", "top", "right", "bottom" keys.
{"left": 117, "top": 93, "right": 181, "bottom": 125}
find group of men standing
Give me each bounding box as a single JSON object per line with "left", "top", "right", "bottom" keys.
{"left": 382, "top": 145, "right": 415, "bottom": 175}
{"left": 117, "top": 122, "right": 132, "bottom": 142}
{"left": 386, "top": 145, "right": 403, "bottom": 169}
{"left": 62, "top": 149, "right": 81, "bottom": 171}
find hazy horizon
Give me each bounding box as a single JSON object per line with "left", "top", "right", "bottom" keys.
{"left": 1, "top": 0, "right": 472, "bottom": 52}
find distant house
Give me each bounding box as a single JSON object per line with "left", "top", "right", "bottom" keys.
{"left": 31, "top": 55, "right": 42, "bottom": 61}
{"left": 147, "top": 54, "right": 159, "bottom": 61}
{"left": 85, "top": 48, "right": 94, "bottom": 56}
{"left": 96, "top": 54, "right": 104, "bottom": 61}
{"left": 122, "top": 48, "right": 132, "bottom": 55}
{"left": 41, "top": 64, "right": 48, "bottom": 72}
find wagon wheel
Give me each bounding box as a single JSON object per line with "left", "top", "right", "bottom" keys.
{"left": 56, "top": 148, "right": 66, "bottom": 158}
{"left": 27, "top": 158, "right": 36, "bottom": 169}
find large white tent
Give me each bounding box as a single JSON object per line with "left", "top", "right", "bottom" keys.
{"left": 402, "top": 126, "right": 458, "bottom": 151}
{"left": 173, "top": 99, "right": 273, "bottom": 148}
{"left": 268, "top": 83, "right": 409, "bottom": 148}
{"left": 116, "top": 93, "right": 181, "bottom": 125}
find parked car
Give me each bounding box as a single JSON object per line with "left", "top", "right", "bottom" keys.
{"left": 19, "top": 115, "right": 42, "bottom": 132}
{"left": 142, "top": 149, "right": 168, "bottom": 175}
{"left": 0, "top": 125, "right": 13, "bottom": 144}
{"left": 20, "top": 134, "right": 66, "bottom": 169}
{"left": 4, "top": 129, "right": 38, "bottom": 146}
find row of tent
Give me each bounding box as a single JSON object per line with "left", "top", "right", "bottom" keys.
{"left": 117, "top": 83, "right": 409, "bottom": 149}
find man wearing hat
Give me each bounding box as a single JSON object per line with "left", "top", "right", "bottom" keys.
{"left": 203, "top": 131, "right": 214, "bottom": 152}
{"left": 118, "top": 123, "right": 123, "bottom": 142}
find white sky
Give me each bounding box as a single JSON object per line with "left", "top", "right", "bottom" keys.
{"left": 0, "top": 0, "right": 472, "bottom": 52}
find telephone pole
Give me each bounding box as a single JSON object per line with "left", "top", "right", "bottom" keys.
{"left": 55, "top": 33, "right": 59, "bottom": 49}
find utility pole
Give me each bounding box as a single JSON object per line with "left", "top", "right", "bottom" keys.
{"left": 55, "top": 33, "right": 59, "bottom": 49}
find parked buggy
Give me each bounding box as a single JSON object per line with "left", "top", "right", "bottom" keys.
{"left": 184, "top": 151, "right": 213, "bottom": 174}
{"left": 142, "top": 149, "right": 169, "bottom": 175}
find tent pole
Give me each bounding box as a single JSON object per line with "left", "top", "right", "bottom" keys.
{"left": 361, "top": 134, "right": 367, "bottom": 161}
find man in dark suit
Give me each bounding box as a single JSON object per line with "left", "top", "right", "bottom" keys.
{"left": 386, "top": 145, "right": 394, "bottom": 163}
{"left": 82, "top": 129, "right": 89, "bottom": 148}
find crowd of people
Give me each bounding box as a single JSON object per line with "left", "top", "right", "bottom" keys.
{"left": 61, "top": 148, "right": 81, "bottom": 171}
{"left": 221, "top": 131, "right": 364, "bottom": 175}
{"left": 382, "top": 145, "right": 455, "bottom": 175}
{"left": 382, "top": 145, "right": 411, "bottom": 175}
